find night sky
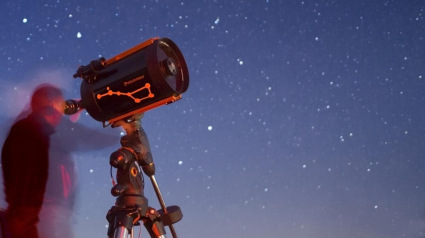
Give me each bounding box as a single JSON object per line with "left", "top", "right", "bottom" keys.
{"left": 1, "top": 0, "right": 425, "bottom": 237}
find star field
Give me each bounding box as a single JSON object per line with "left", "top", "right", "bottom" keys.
{"left": 0, "top": 0, "right": 425, "bottom": 237}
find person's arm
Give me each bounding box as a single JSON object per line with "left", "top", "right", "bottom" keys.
{"left": 53, "top": 119, "right": 119, "bottom": 152}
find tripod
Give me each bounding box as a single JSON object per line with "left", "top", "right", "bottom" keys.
{"left": 106, "top": 114, "right": 182, "bottom": 238}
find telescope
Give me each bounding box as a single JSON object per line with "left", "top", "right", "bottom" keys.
{"left": 66, "top": 37, "right": 189, "bottom": 238}
{"left": 65, "top": 37, "right": 189, "bottom": 126}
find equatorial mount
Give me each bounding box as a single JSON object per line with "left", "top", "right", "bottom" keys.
{"left": 106, "top": 113, "right": 182, "bottom": 238}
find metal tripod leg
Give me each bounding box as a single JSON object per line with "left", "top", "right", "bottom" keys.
{"left": 114, "top": 226, "right": 137, "bottom": 238}
{"left": 108, "top": 205, "right": 168, "bottom": 238}
{"left": 114, "top": 226, "right": 129, "bottom": 238}
{"left": 149, "top": 175, "right": 178, "bottom": 238}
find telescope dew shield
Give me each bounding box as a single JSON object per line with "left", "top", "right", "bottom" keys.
{"left": 78, "top": 38, "right": 189, "bottom": 124}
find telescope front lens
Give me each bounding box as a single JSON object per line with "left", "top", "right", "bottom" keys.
{"left": 157, "top": 41, "right": 186, "bottom": 93}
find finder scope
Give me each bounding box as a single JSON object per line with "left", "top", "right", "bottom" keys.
{"left": 66, "top": 37, "right": 189, "bottom": 126}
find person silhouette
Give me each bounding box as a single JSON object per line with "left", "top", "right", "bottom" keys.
{"left": 36, "top": 108, "right": 118, "bottom": 238}
{"left": 1, "top": 84, "right": 64, "bottom": 238}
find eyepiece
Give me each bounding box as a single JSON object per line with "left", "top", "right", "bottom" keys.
{"left": 64, "top": 99, "right": 83, "bottom": 115}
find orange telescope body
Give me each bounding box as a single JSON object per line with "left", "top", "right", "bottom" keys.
{"left": 72, "top": 37, "right": 189, "bottom": 126}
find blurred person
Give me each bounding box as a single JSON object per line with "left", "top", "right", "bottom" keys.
{"left": 1, "top": 84, "right": 64, "bottom": 238}
{"left": 1, "top": 84, "right": 119, "bottom": 238}
{"left": 37, "top": 113, "right": 118, "bottom": 238}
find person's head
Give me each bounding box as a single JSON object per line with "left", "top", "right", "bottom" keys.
{"left": 31, "top": 84, "right": 64, "bottom": 127}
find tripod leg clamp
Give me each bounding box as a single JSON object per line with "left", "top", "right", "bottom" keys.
{"left": 143, "top": 207, "right": 167, "bottom": 237}
{"left": 106, "top": 205, "right": 142, "bottom": 237}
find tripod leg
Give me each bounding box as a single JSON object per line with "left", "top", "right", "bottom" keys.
{"left": 107, "top": 206, "right": 140, "bottom": 238}
{"left": 149, "top": 175, "right": 178, "bottom": 238}
{"left": 143, "top": 219, "right": 167, "bottom": 238}
{"left": 142, "top": 207, "right": 167, "bottom": 238}
{"left": 114, "top": 226, "right": 129, "bottom": 238}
